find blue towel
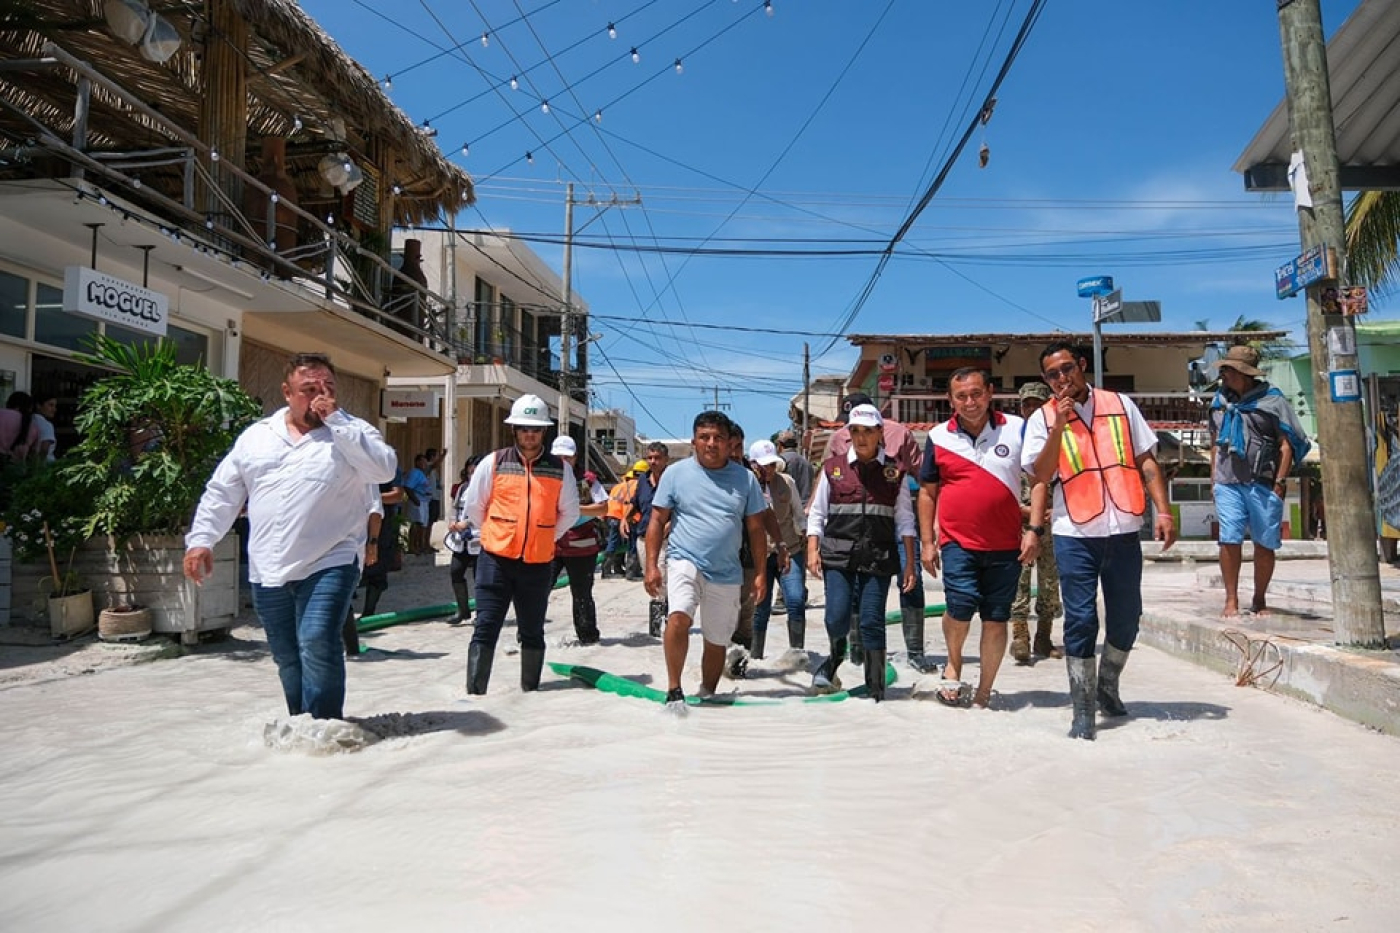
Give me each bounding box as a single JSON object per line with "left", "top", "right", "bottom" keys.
{"left": 1210, "top": 384, "right": 1312, "bottom": 465}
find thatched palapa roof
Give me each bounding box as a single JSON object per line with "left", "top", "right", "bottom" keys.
{"left": 0, "top": 0, "right": 472, "bottom": 224}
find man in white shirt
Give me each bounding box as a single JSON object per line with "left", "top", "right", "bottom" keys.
{"left": 1022, "top": 342, "right": 1175, "bottom": 740}
{"left": 184, "top": 353, "right": 397, "bottom": 721}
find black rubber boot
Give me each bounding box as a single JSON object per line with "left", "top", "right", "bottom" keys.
{"left": 849, "top": 624, "right": 864, "bottom": 666}
{"left": 451, "top": 577, "right": 472, "bottom": 624}
{"left": 1067, "top": 656, "right": 1097, "bottom": 740}
{"left": 752, "top": 629, "right": 767, "bottom": 661}
{"left": 902, "top": 608, "right": 937, "bottom": 672}
{"left": 341, "top": 608, "right": 360, "bottom": 658}
{"left": 624, "top": 550, "right": 642, "bottom": 581}
{"left": 1097, "top": 644, "right": 1130, "bottom": 717}
{"left": 573, "top": 596, "right": 600, "bottom": 645}
{"left": 786, "top": 617, "right": 805, "bottom": 650}
{"left": 648, "top": 600, "right": 667, "bottom": 638}
{"left": 864, "top": 649, "right": 886, "bottom": 702}
{"left": 362, "top": 583, "right": 383, "bottom": 618}
{"left": 466, "top": 642, "right": 494, "bottom": 695}
{"left": 521, "top": 648, "right": 546, "bottom": 692}
{"left": 812, "top": 636, "right": 848, "bottom": 693}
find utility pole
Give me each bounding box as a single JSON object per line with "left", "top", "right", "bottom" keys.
{"left": 1277, "top": 0, "right": 1385, "bottom": 646}
{"left": 802, "top": 342, "right": 811, "bottom": 454}
{"left": 559, "top": 182, "right": 641, "bottom": 474}
{"left": 705, "top": 386, "right": 731, "bottom": 412}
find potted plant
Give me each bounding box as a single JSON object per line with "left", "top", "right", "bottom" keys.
{"left": 1, "top": 460, "right": 94, "bottom": 638}
{"left": 57, "top": 335, "right": 262, "bottom": 641}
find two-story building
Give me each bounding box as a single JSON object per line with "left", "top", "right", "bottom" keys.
{"left": 0, "top": 0, "right": 470, "bottom": 456}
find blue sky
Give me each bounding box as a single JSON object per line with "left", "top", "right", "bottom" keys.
{"left": 302, "top": 0, "right": 1365, "bottom": 439}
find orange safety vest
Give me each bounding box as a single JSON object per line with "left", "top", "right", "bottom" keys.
{"left": 1056, "top": 388, "right": 1147, "bottom": 524}
{"left": 606, "top": 476, "right": 636, "bottom": 521}
{"left": 480, "top": 446, "right": 566, "bottom": 564}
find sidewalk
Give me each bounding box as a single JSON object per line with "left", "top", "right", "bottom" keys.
{"left": 1136, "top": 541, "right": 1400, "bottom": 736}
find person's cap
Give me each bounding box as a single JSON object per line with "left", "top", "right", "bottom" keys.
{"left": 747, "top": 439, "right": 783, "bottom": 466}
{"left": 632, "top": 459, "right": 650, "bottom": 472}
{"left": 550, "top": 436, "right": 577, "bottom": 457}
{"left": 1018, "top": 381, "right": 1052, "bottom": 402}
{"left": 1211, "top": 344, "right": 1264, "bottom": 378}
{"left": 504, "top": 393, "right": 554, "bottom": 426}
{"left": 584, "top": 470, "right": 597, "bottom": 483}
{"left": 841, "top": 392, "right": 874, "bottom": 422}
{"left": 847, "top": 404, "right": 883, "bottom": 429}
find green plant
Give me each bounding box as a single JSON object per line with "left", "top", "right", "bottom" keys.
{"left": 64, "top": 335, "right": 262, "bottom": 539}
{"left": 1, "top": 459, "right": 89, "bottom": 597}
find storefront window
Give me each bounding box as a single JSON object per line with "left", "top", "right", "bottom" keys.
{"left": 33, "top": 281, "right": 97, "bottom": 350}
{"left": 107, "top": 322, "right": 209, "bottom": 368}
{"left": 0, "top": 269, "right": 26, "bottom": 338}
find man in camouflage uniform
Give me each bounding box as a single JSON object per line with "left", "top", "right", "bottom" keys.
{"left": 1010, "top": 382, "right": 1063, "bottom": 663}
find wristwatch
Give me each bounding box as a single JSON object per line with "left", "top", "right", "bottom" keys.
{"left": 1027, "top": 525, "right": 1046, "bottom": 537}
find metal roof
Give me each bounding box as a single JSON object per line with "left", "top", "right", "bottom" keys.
{"left": 1235, "top": 0, "right": 1400, "bottom": 191}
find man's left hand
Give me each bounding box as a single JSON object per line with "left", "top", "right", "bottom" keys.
{"left": 1019, "top": 530, "right": 1041, "bottom": 565}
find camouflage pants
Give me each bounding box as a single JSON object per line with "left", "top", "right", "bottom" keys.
{"left": 1010, "top": 542, "right": 1061, "bottom": 623}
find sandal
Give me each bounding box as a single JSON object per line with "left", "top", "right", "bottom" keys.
{"left": 935, "top": 679, "right": 973, "bottom": 708}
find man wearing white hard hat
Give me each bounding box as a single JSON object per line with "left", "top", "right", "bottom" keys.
{"left": 461, "top": 394, "right": 579, "bottom": 694}
{"left": 748, "top": 438, "right": 806, "bottom": 659}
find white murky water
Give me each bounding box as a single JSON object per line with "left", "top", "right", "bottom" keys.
{"left": 1, "top": 574, "right": 1397, "bottom": 931}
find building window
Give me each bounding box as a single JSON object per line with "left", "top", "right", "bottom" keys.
{"left": 107, "top": 322, "right": 209, "bottom": 367}
{"left": 0, "top": 269, "right": 27, "bottom": 338}
{"left": 33, "top": 281, "right": 96, "bottom": 351}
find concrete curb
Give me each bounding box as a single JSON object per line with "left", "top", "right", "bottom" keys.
{"left": 1190, "top": 567, "right": 1400, "bottom": 614}
{"left": 1138, "top": 611, "right": 1400, "bottom": 736}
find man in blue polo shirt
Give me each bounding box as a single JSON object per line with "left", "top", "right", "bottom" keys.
{"left": 644, "top": 411, "right": 768, "bottom": 707}
{"left": 919, "top": 367, "right": 1044, "bottom": 708}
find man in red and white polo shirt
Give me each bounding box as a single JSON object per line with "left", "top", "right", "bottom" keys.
{"left": 918, "top": 367, "right": 1045, "bottom": 708}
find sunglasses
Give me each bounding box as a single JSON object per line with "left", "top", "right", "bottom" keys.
{"left": 1043, "top": 362, "right": 1080, "bottom": 382}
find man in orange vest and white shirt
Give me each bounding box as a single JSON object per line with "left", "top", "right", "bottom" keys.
{"left": 1023, "top": 342, "right": 1175, "bottom": 741}
{"left": 462, "top": 394, "right": 579, "bottom": 695}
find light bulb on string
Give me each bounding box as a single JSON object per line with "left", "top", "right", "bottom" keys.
{"left": 461, "top": 142, "right": 470, "bottom": 156}
{"left": 674, "top": 58, "right": 683, "bottom": 74}
{"left": 392, "top": 184, "right": 402, "bottom": 196}
{"left": 630, "top": 47, "right": 640, "bottom": 64}
{"left": 210, "top": 148, "right": 219, "bottom": 162}
{"left": 481, "top": 32, "right": 489, "bottom": 48}
{"left": 594, "top": 109, "right": 603, "bottom": 123}
{"left": 541, "top": 100, "right": 550, "bottom": 114}
{"left": 765, "top": 0, "right": 774, "bottom": 16}
{"left": 510, "top": 75, "right": 518, "bottom": 90}
{"left": 525, "top": 151, "right": 534, "bottom": 165}
{"left": 607, "top": 22, "right": 616, "bottom": 39}
{"left": 383, "top": 75, "right": 392, "bottom": 90}
{"left": 291, "top": 115, "right": 303, "bottom": 134}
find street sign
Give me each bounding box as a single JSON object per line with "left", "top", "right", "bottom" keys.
{"left": 1116, "top": 300, "right": 1162, "bottom": 323}
{"left": 1077, "top": 275, "right": 1114, "bottom": 298}
{"left": 1275, "top": 244, "right": 1336, "bottom": 299}
{"left": 1092, "top": 289, "right": 1122, "bottom": 323}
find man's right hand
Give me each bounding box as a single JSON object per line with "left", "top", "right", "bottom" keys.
{"left": 920, "top": 541, "right": 941, "bottom": 577}
{"left": 644, "top": 565, "right": 662, "bottom": 598}
{"left": 183, "top": 547, "right": 213, "bottom": 585}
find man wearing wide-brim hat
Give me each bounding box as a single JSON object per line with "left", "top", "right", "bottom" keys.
{"left": 1207, "top": 344, "right": 1312, "bottom": 621}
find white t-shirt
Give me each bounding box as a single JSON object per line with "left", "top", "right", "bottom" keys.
{"left": 33, "top": 413, "right": 56, "bottom": 461}
{"left": 1020, "top": 391, "right": 1157, "bottom": 539}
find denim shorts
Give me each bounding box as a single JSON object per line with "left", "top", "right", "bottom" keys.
{"left": 940, "top": 541, "right": 1021, "bottom": 622}
{"left": 1215, "top": 482, "right": 1284, "bottom": 550}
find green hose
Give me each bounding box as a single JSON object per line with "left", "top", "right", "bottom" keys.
{"left": 548, "top": 661, "right": 898, "bottom": 705}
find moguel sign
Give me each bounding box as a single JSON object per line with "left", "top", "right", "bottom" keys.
{"left": 63, "top": 266, "right": 168, "bottom": 337}
{"left": 382, "top": 390, "right": 437, "bottom": 418}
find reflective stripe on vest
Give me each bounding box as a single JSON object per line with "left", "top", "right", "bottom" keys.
{"left": 481, "top": 447, "right": 566, "bottom": 563}
{"left": 1056, "top": 388, "right": 1146, "bottom": 523}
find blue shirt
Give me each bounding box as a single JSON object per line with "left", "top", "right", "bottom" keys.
{"left": 654, "top": 457, "right": 767, "bottom": 585}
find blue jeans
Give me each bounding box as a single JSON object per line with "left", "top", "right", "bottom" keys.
{"left": 899, "top": 537, "right": 924, "bottom": 609}
{"left": 471, "top": 551, "right": 554, "bottom": 650}
{"left": 753, "top": 551, "right": 806, "bottom": 633}
{"left": 252, "top": 563, "right": 360, "bottom": 720}
{"left": 1053, "top": 533, "right": 1142, "bottom": 659}
{"left": 823, "top": 568, "right": 892, "bottom": 652}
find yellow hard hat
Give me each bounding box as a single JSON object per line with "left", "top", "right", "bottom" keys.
{"left": 632, "top": 459, "right": 650, "bottom": 472}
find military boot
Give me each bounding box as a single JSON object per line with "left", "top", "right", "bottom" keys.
{"left": 1010, "top": 619, "right": 1032, "bottom": 664}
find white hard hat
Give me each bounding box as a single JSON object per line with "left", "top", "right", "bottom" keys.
{"left": 505, "top": 394, "right": 553, "bottom": 427}
{"left": 550, "top": 436, "right": 577, "bottom": 457}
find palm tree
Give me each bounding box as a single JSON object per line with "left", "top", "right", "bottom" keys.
{"left": 1344, "top": 191, "right": 1400, "bottom": 295}
{"left": 1194, "top": 315, "right": 1290, "bottom": 358}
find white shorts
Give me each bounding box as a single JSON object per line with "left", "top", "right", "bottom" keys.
{"left": 666, "top": 558, "right": 741, "bottom": 646}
